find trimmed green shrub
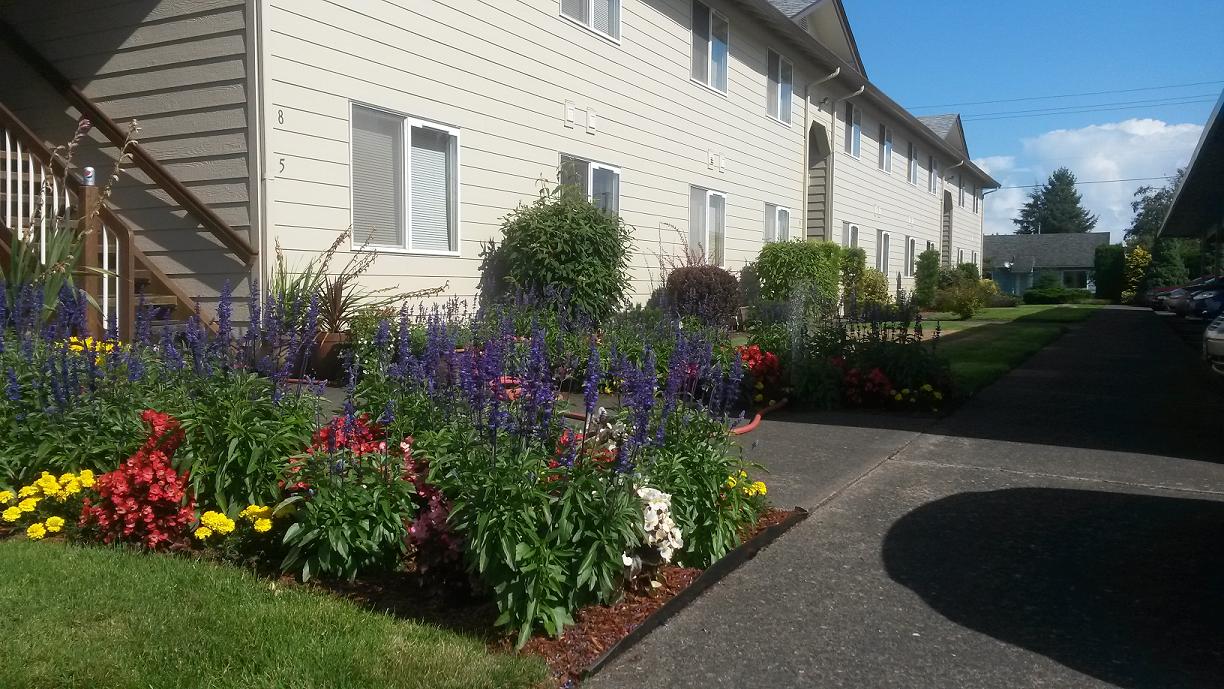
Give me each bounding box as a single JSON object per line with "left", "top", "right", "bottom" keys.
{"left": 665, "top": 265, "right": 740, "bottom": 326}
{"left": 914, "top": 249, "right": 940, "bottom": 308}
{"left": 756, "top": 240, "right": 842, "bottom": 302}
{"left": 1023, "top": 287, "right": 1091, "bottom": 305}
{"left": 1094, "top": 244, "right": 1125, "bottom": 302}
{"left": 840, "top": 247, "right": 867, "bottom": 298}
{"left": 487, "top": 184, "right": 633, "bottom": 323}
{"left": 859, "top": 268, "right": 892, "bottom": 308}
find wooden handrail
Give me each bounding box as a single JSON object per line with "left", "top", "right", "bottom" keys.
{"left": 0, "top": 19, "right": 257, "bottom": 263}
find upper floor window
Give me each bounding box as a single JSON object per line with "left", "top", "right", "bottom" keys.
{"left": 559, "top": 154, "right": 619, "bottom": 213}
{"left": 928, "top": 156, "right": 939, "bottom": 194}
{"left": 958, "top": 174, "right": 965, "bottom": 207}
{"left": 766, "top": 50, "right": 793, "bottom": 124}
{"left": 842, "top": 221, "right": 859, "bottom": 248}
{"left": 691, "top": 1, "right": 729, "bottom": 92}
{"left": 690, "top": 186, "right": 726, "bottom": 265}
{"left": 876, "top": 229, "right": 891, "bottom": 273}
{"left": 764, "top": 203, "right": 790, "bottom": 242}
{"left": 561, "top": 0, "right": 620, "bottom": 40}
{"left": 843, "top": 102, "right": 861, "bottom": 157}
{"left": 905, "top": 236, "right": 917, "bottom": 276}
{"left": 957, "top": 248, "right": 965, "bottom": 264}
{"left": 351, "top": 103, "right": 459, "bottom": 255}
{"left": 972, "top": 184, "right": 979, "bottom": 213}
{"left": 877, "top": 125, "right": 892, "bottom": 172}
{"left": 907, "top": 143, "right": 918, "bottom": 185}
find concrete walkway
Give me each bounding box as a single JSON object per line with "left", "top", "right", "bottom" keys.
{"left": 590, "top": 307, "right": 1224, "bottom": 689}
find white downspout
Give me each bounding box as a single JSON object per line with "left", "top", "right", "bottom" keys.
{"left": 801, "top": 68, "right": 840, "bottom": 239}
{"left": 826, "top": 85, "right": 866, "bottom": 242}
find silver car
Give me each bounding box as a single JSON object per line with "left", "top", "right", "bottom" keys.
{"left": 1206, "top": 313, "right": 1224, "bottom": 376}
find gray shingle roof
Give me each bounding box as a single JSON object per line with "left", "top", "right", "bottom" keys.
{"left": 983, "top": 232, "right": 1111, "bottom": 271}
{"left": 763, "top": 0, "right": 819, "bottom": 17}
{"left": 917, "top": 114, "right": 958, "bottom": 139}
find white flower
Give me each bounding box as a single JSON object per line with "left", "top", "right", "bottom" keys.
{"left": 635, "top": 485, "right": 684, "bottom": 563}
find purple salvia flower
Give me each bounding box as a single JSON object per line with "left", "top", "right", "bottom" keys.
{"left": 134, "top": 292, "right": 151, "bottom": 347}
{"left": 161, "top": 328, "right": 185, "bottom": 371}
{"left": 582, "top": 337, "right": 600, "bottom": 420}
{"left": 5, "top": 368, "right": 20, "bottom": 402}
{"left": 215, "top": 280, "right": 234, "bottom": 367}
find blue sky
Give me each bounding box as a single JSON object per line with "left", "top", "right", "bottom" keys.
{"left": 844, "top": 0, "right": 1224, "bottom": 240}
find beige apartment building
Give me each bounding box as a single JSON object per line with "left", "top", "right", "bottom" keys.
{"left": 0, "top": 0, "right": 996, "bottom": 326}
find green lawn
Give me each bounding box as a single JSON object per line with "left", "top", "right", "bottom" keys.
{"left": 0, "top": 540, "right": 546, "bottom": 689}
{"left": 926, "top": 303, "right": 1102, "bottom": 324}
{"left": 935, "top": 320, "right": 1071, "bottom": 395}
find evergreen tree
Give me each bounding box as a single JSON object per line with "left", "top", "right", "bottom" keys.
{"left": 1144, "top": 238, "right": 1189, "bottom": 290}
{"left": 1012, "top": 167, "right": 1098, "bottom": 234}
{"left": 1125, "top": 169, "right": 1185, "bottom": 248}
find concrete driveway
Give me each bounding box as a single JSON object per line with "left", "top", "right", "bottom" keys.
{"left": 589, "top": 307, "right": 1224, "bottom": 689}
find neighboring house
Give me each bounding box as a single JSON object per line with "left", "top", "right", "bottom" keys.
{"left": 983, "top": 232, "right": 1111, "bottom": 295}
{"left": 0, "top": 0, "right": 997, "bottom": 331}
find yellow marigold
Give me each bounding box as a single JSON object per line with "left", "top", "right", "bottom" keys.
{"left": 193, "top": 526, "right": 213, "bottom": 541}
{"left": 921, "top": 384, "right": 933, "bottom": 392}
{"left": 240, "top": 505, "right": 273, "bottom": 522}
{"left": 901, "top": 388, "right": 911, "bottom": 395}
{"left": 752, "top": 481, "right": 767, "bottom": 496}
{"left": 78, "top": 470, "right": 96, "bottom": 488}
{"left": 18, "top": 485, "right": 39, "bottom": 498}
{"left": 18, "top": 498, "right": 39, "bottom": 513}
{"left": 35, "top": 473, "right": 59, "bottom": 494}
{"left": 725, "top": 477, "right": 737, "bottom": 489}
{"left": 253, "top": 518, "right": 273, "bottom": 533}
{"left": 63, "top": 480, "right": 81, "bottom": 496}
{"left": 2, "top": 506, "right": 20, "bottom": 522}
{"left": 894, "top": 394, "right": 903, "bottom": 401}
{"left": 200, "top": 510, "right": 235, "bottom": 535}
{"left": 44, "top": 516, "right": 65, "bottom": 533}
{"left": 0, "top": 490, "right": 13, "bottom": 505}
{"left": 26, "top": 522, "right": 47, "bottom": 540}
{"left": 739, "top": 470, "right": 748, "bottom": 478}
{"left": 58, "top": 472, "right": 76, "bottom": 486}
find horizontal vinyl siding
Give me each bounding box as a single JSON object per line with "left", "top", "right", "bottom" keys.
{"left": 262, "top": 0, "right": 807, "bottom": 302}
{"left": 825, "top": 85, "right": 989, "bottom": 289}
{"left": 0, "top": 0, "right": 252, "bottom": 310}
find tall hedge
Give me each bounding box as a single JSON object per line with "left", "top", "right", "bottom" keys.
{"left": 914, "top": 249, "right": 940, "bottom": 308}
{"left": 755, "top": 240, "right": 842, "bottom": 302}
{"left": 1093, "top": 244, "right": 1124, "bottom": 302}
{"left": 489, "top": 185, "right": 633, "bottom": 323}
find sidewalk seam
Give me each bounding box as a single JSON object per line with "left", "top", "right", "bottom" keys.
{"left": 898, "top": 457, "right": 1224, "bottom": 498}
{"left": 805, "top": 431, "right": 929, "bottom": 514}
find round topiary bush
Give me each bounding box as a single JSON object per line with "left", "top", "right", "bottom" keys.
{"left": 486, "top": 185, "right": 633, "bottom": 323}
{"left": 664, "top": 265, "right": 740, "bottom": 326}
{"left": 755, "top": 240, "right": 842, "bottom": 303}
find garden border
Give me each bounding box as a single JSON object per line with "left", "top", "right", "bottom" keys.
{"left": 581, "top": 506, "right": 810, "bottom": 679}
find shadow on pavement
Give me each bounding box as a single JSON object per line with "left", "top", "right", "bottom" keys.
{"left": 764, "top": 308, "right": 1224, "bottom": 464}
{"left": 883, "top": 487, "right": 1224, "bottom": 689}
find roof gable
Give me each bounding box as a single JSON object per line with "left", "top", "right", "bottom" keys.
{"left": 770, "top": 0, "right": 867, "bottom": 76}
{"left": 917, "top": 114, "right": 970, "bottom": 158}
{"left": 983, "top": 233, "right": 1111, "bottom": 271}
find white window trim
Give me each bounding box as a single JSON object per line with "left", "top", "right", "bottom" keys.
{"left": 958, "top": 174, "right": 966, "bottom": 207}
{"left": 878, "top": 124, "right": 893, "bottom": 173}
{"left": 957, "top": 248, "right": 965, "bottom": 264}
{"left": 691, "top": 2, "right": 730, "bottom": 95}
{"left": 349, "top": 102, "right": 461, "bottom": 257}
{"left": 907, "top": 143, "right": 919, "bottom": 185}
{"left": 560, "top": 153, "right": 621, "bottom": 212}
{"left": 971, "top": 250, "right": 979, "bottom": 266}
{"left": 693, "top": 187, "right": 727, "bottom": 265}
{"left": 764, "top": 203, "right": 791, "bottom": 242}
{"left": 972, "top": 184, "right": 980, "bottom": 213}
{"left": 928, "top": 156, "right": 939, "bottom": 194}
{"left": 842, "top": 221, "right": 860, "bottom": 248}
{"left": 559, "top": 0, "right": 622, "bottom": 43}
{"left": 876, "top": 229, "right": 891, "bottom": 273}
{"left": 766, "top": 49, "right": 793, "bottom": 125}
{"left": 905, "top": 236, "right": 917, "bottom": 276}
{"left": 844, "top": 103, "right": 861, "bottom": 158}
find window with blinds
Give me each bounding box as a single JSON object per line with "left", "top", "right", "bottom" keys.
{"left": 561, "top": 0, "right": 620, "bottom": 40}
{"left": 767, "top": 50, "right": 793, "bottom": 124}
{"left": 350, "top": 104, "right": 459, "bottom": 254}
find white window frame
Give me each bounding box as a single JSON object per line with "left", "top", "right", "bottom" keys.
{"left": 349, "top": 102, "right": 461, "bottom": 257}
{"left": 764, "top": 203, "right": 790, "bottom": 242}
{"left": 926, "top": 239, "right": 936, "bottom": 253}
{"left": 957, "top": 248, "right": 965, "bottom": 265}
{"left": 844, "top": 102, "right": 861, "bottom": 157}
{"left": 559, "top": 154, "right": 620, "bottom": 213}
{"left": 766, "top": 49, "right": 793, "bottom": 124}
{"left": 972, "top": 184, "right": 979, "bottom": 213}
{"left": 876, "top": 229, "right": 891, "bottom": 273}
{"left": 958, "top": 174, "right": 965, "bottom": 207}
{"left": 905, "top": 236, "right": 917, "bottom": 276}
{"left": 691, "top": 186, "right": 726, "bottom": 266}
{"left": 691, "top": 1, "right": 729, "bottom": 94}
{"left": 842, "top": 221, "right": 859, "bottom": 248}
{"left": 878, "top": 124, "right": 893, "bottom": 172}
{"left": 971, "top": 250, "right": 979, "bottom": 267}
{"left": 928, "top": 156, "right": 938, "bottom": 194}
{"left": 907, "top": 143, "right": 918, "bottom": 185}
{"left": 559, "top": 0, "right": 621, "bottom": 42}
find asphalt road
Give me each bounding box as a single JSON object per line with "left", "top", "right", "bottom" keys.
{"left": 589, "top": 307, "right": 1224, "bottom": 689}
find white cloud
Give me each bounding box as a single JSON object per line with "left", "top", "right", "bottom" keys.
{"left": 976, "top": 119, "right": 1202, "bottom": 242}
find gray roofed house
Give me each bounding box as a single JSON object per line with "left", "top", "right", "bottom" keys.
{"left": 983, "top": 232, "right": 1111, "bottom": 295}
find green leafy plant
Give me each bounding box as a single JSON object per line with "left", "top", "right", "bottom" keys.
{"left": 914, "top": 249, "right": 940, "bottom": 308}
{"left": 486, "top": 183, "right": 633, "bottom": 323}
{"left": 664, "top": 265, "right": 739, "bottom": 326}
{"left": 755, "top": 240, "right": 841, "bottom": 302}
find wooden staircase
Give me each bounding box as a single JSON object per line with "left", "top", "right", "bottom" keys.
{"left": 0, "top": 19, "right": 257, "bottom": 339}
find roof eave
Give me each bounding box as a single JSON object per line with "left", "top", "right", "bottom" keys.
{"left": 1158, "top": 91, "right": 1224, "bottom": 238}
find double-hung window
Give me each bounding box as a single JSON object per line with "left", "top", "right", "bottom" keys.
{"left": 766, "top": 50, "right": 793, "bottom": 123}
{"left": 926, "top": 239, "right": 936, "bottom": 253}
{"left": 958, "top": 174, "right": 965, "bottom": 207}
{"left": 971, "top": 250, "right": 979, "bottom": 268}
{"left": 843, "top": 102, "right": 861, "bottom": 156}
{"left": 691, "top": 1, "right": 728, "bottom": 92}
{"left": 972, "top": 184, "right": 979, "bottom": 213}
{"left": 690, "top": 186, "right": 726, "bottom": 265}
{"left": 842, "top": 221, "right": 859, "bottom": 248}
{"left": 877, "top": 125, "right": 893, "bottom": 172}
{"left": 957, "top": 248, "right": 965, "bottom": 265}
{"left": 876, "top": 230, "right": 891, "bottom": 273}
{"left": 764, "top": 203, "right": 790, "bottom": 242}
{"left": 351, "top": 104, "right": 459, "bottom": 254}
{"left": 905, "top": 236, "right": 917, "bottom": 276}
{"left": 559, "top": 154, "right": 620, "bottom": 213}
{"left": 907, "top": 143, "right": 918, "bottom": 184}
{"left": 561, "top": 0, "right": 620, "bottom": 40}
{"left": 928, "top": 156, "right": 939, "bottom": 194}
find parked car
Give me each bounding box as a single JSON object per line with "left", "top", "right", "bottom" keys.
{"left": 1189, "top": 278, "right": 1224, "bottom": 319}
{"left": 1144, "top": 285, "right": 1178, "bottom": 310}
{"left": 1205, "top": 313, "right": 1224, "bottom": 377}
{"left": 1170, "top": 276, "right": 1224, "bottom": 317}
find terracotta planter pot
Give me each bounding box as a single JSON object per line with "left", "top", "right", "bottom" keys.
{"left": 309, "top": 332, "right": 349, "bottom": 382}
